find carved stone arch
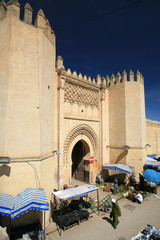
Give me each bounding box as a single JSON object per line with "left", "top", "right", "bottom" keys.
{"left": 63, "top": 124, "right": 99, "bottom": 165}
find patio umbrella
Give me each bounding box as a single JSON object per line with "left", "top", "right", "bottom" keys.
{"left": 143, "top": 169, "right": 160, "bottom": 184}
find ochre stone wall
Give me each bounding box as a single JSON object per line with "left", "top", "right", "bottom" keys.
{"left": 146, "top": 120, "right": 160, "bottom": 155}
{"left": 0, "top": 17, "right": 9, "bottom": 156}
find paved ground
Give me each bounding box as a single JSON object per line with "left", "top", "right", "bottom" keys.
{"left": 46, "top": 181, "right": 160, "bottom": 240}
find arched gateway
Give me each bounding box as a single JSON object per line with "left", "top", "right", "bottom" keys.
{"left": 63, "top": 124, "right": 100, "bottom": 183}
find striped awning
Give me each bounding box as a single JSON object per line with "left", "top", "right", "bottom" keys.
{"left": 145, "top": 160, "right": 160, "bottom": 170}
{"left": 0, "top": 193, "right": 13, "bottom": 216}
{"left": 53, "top": 184, "right": 98, "bottom": 200}
{"left": 11, "top": 188, "right": 49, "bottom": 219}
{"left": 103, "top": 163, "right": 133, "bottom": 174}
{"left": 0, "top": 188, "right": 49, "bottom": 219}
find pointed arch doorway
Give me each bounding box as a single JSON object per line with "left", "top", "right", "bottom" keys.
{"left": 63, "top": 124, "right": 100, "bottom": 185}
{"left": 72, "top": 140, "right": 90, "bottom": 183}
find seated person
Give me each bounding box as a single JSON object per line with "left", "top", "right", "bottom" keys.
{"left": 77, "top": 197, "right": 91, "bottom": 210}
{"left": 134, "top": 193, "right": 143, "bottom": 204}
{"left": 149, "top": 182, "right": 157, "bottom": 194}
{"left": 96, "top": 172, "right": 103, "bottom": 184}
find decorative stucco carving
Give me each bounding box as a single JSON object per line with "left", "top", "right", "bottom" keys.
{"left": 64, "top": 81, "right": 99, "bottom": 109}
{"left": 58, "top": 72, "right": 66, "bottom": 89}
{"left": 63, "top": 124, "right": 99, "bottom": 165}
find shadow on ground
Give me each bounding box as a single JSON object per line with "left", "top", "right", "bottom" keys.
{"left": 102, "top": 216, "right": 114, "bottom": 228}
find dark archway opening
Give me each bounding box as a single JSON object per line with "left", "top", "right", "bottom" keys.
{"left": 72, "top": 140, "right": 89, "bottom": 182}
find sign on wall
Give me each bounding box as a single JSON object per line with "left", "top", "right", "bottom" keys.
{"left": 89, "top": 156, "right": 94, "bottom": 163}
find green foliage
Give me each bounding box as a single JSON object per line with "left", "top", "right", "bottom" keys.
{"left": 103, "top": 182, "right": 108, "bottom": 186}
{"left": 117, "top": 185, "right": 126, "bottom": 193}
{"left": 89, "top": 201, "right": 96, "bottom": 209}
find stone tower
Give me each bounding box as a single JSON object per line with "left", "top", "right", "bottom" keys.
{"left": 108, "top": 70, "right": 146, "bottom": 177}
{"left": 0, "top": 0, "right": 56, "bottom": 194}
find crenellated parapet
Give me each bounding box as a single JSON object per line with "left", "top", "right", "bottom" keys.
{"left": 65, "top": 68, "right": 100, "bottom": 86}
{"left": 57, "top": 58, "right": 105, "bottom": 88}
{"left": 57, "top": 57, "right": 144, "bottom": 89}
{"left": 65, "top": 69, "right": 103, "bottom": 87}
{"left": 0, "top": 0, "right": 55, "bottom": 45}
{"left": 107, "top": 69, "right": 144, "bottom": 87}
{"left": 146, "top": 119, "right": 160, "bottom": 128}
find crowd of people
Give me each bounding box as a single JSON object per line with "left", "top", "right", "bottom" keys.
{"left": 95, "top": 171, "right": 153, "bottom": 229}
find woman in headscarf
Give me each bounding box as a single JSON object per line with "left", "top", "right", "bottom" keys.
{"left": 110, "top": 199, "right": 121, "bottom": 229}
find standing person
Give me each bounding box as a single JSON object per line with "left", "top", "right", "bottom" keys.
{"left": 131, "top": 172, "right": 136, "bottom": 186}
{"left": 124, "top": 175, "right": 130, "bottom": 187}
{"left": 139, "top": 173, "right": 144, "bottom": 190}
{"left": 96, "top": 172, "right": 102, "bottom": 184}
{"left": 113, "top": 177, "right": 118, "bottom": 195}
{"left": 110, "top": 199, "right": 121, "bottom": 229}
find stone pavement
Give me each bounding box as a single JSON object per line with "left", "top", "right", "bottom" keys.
{"left": 46, "top": 182, "right": 160, "bottom": 240}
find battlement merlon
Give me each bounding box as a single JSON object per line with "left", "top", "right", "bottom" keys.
{"left": 0, "top": 0, "right": 7, "bottom": 19}
{"left": 0, "top": 1, "right": 55, "bottom": 45}
{"left": 7, "top": 0, "right": 20, "bottom": 18}
{"left": 23, "top": 3, "right": 32, "bottom": 25}
{"left": 34, "top": 9, "right": 55, "bottom": 45}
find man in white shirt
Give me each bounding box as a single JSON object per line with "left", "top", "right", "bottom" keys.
{"left": 134, "top": 193, "right": 143, "bottom": 203}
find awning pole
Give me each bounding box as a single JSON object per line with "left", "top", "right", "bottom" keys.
{"left": 60, "top": 200, "right": 62, "bottom": 237}
{"left": 97, "top": 189, "right": 99, "bottom": 216}
{"left": 9, "top": 217, "right": 11, "bottom": 238}
{"left": 44, "top": 211, "right": 46, "bottom": 240}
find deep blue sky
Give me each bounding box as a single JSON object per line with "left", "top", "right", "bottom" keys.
{"left": 18, "top": 0, "right": 160, "bottom": 121}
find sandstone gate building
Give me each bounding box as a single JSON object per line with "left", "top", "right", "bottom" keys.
{"left": 0, "top": 0, "right": 160, "bottom": 225}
